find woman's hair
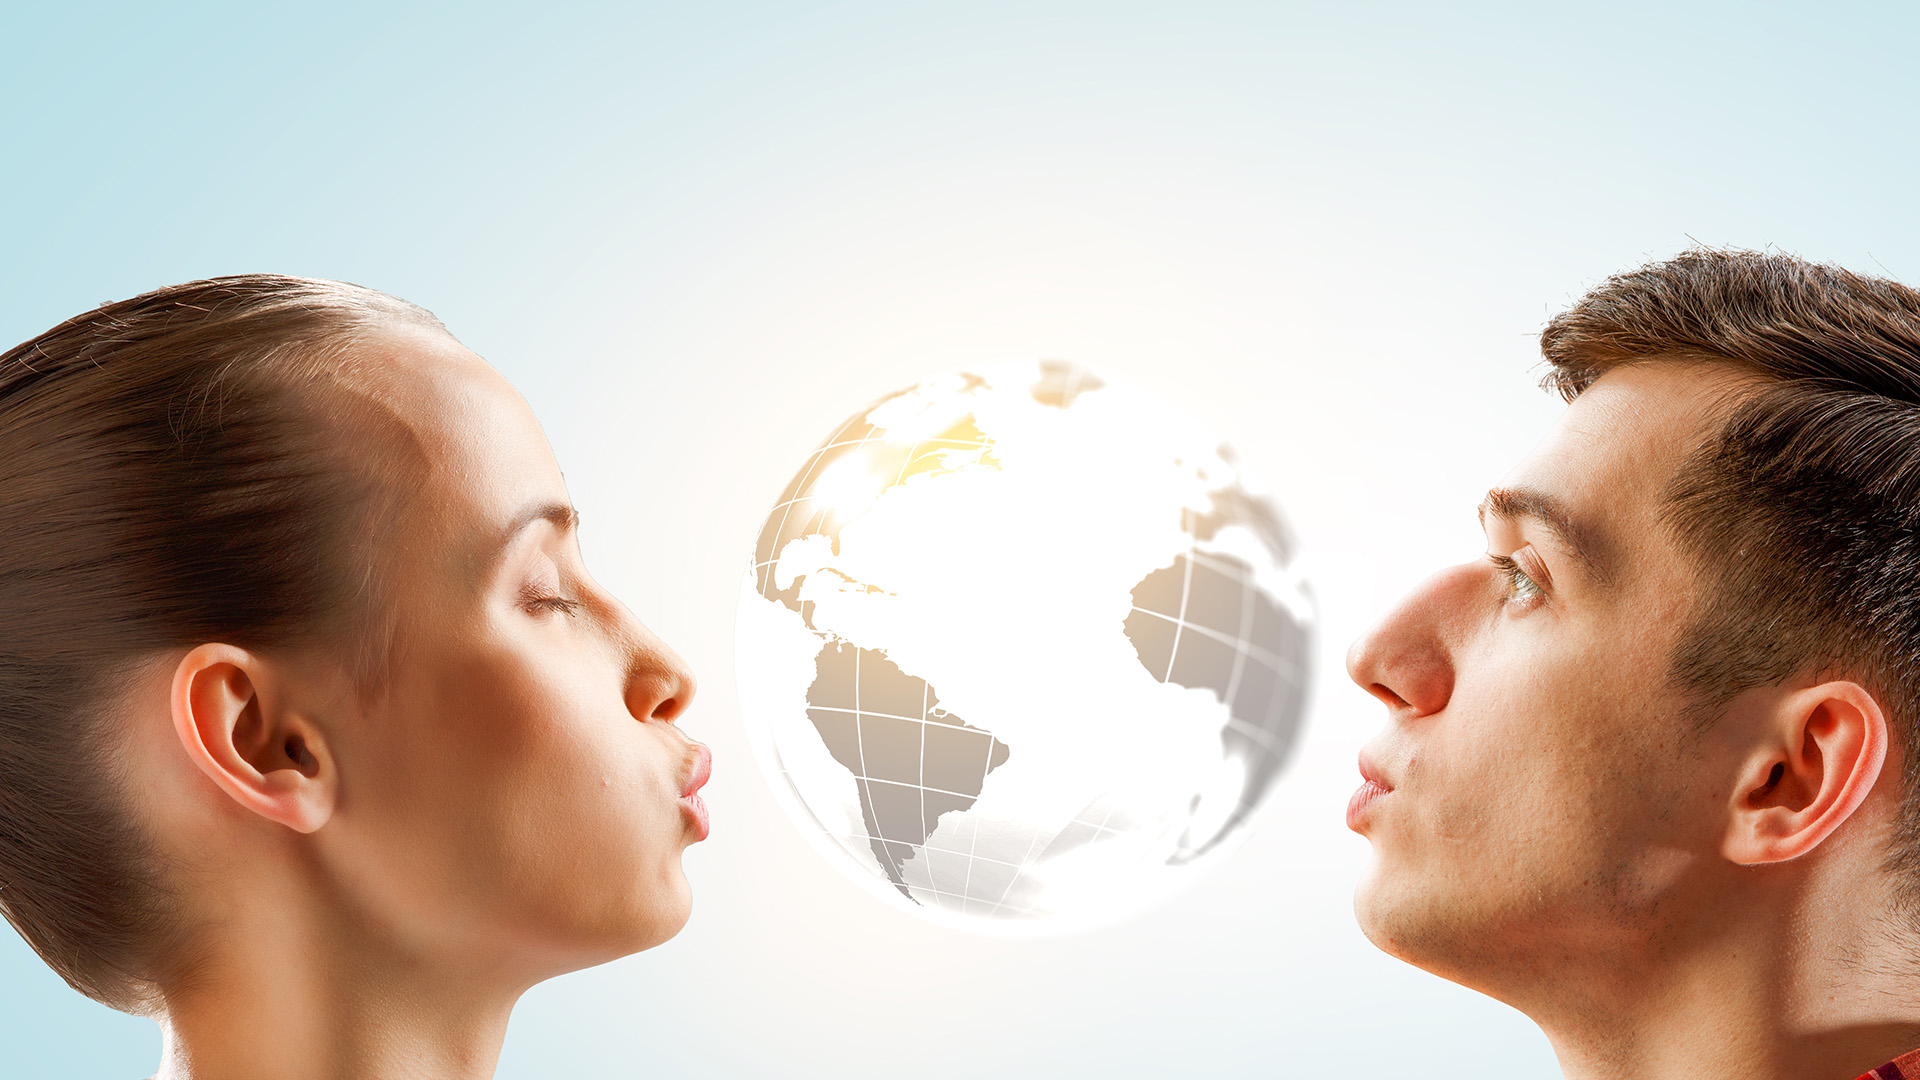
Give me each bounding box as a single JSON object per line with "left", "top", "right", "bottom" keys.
{"left": 0, "top": 275, "right": 441, "bottom": 1010}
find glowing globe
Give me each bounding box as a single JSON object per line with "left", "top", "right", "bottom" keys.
{"left": 735, "top": 362, "right": 1312, "bottom": 930}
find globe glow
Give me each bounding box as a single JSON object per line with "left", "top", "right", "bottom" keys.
{"left": 736, "top": 362, "right": 1313, "bottom": 931}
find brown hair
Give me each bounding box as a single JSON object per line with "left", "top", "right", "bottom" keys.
{"left": 1540, "top": 248, "right": 1920, "bottom": 901}
{"left": 0, "top": 275, "right": 440, "bottom": 1010}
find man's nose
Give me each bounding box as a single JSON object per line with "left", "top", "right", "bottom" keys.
{"left": 1345, "top": 561, "right": 1482, "bottom": 718}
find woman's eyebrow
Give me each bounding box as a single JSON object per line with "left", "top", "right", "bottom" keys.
{"left": 492, "top": 499, "right": 580, "bottom": 566}
{"left": 1479, "top": 486, "right": 1616, "bottom": 587}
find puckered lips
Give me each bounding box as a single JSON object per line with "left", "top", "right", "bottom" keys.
{"left": 680, "top": 743, "right": 712, "bottom": 841}
{"left": 1346, "top": 750, "right": 1393, "bottom": 834}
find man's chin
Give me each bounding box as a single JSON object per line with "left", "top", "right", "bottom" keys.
{"left": 1351, "top": 865, "right": 1399, "bottom": 954}
{"left": 1352, "top": 863, "right": 1447, "bottom": 969}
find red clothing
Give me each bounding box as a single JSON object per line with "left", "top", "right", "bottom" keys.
{"left": 1863, "top": 1049, "right": 1920, "bottom": 1080}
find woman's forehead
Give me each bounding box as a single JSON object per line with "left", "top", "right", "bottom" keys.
{"left": 338, "top": 326, "right": 568, "bottom": 562}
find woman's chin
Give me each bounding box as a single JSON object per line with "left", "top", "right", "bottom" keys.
{"left": 604, "top": 861, "right": 694, "bottom": 956}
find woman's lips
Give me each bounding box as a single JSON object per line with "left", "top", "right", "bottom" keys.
{"left": 1347, "top": 752, "right": 1393, "bottom": 833}
{"left": 681, "top": 744, "right": 712, "bottom": 841}
{"left": 682, "top": 743, "right": 712, "bottom": 797}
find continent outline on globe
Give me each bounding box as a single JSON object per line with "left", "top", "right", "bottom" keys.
{"left": 736, "top": 360, "right": 1312, "bottom": 929}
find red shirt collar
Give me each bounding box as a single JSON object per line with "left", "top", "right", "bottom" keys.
{"left": 1861, "top": 1049, "right": 1920, "bottom": 1080}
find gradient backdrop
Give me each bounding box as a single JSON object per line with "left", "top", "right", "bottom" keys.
{"left": 3, "top": 3, "right": 1916, "bottom": 1077}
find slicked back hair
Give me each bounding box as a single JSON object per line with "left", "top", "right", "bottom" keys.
{"left": 1541, "top": 249, "right": 1920, "bottom": 905}
{"left": 0, "top": 275, "right": 440, "bottom": 1010}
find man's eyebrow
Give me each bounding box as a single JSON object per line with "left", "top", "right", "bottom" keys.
{"left": 1478, "top": 487, "right": 1615, "bottom": 586}
{"left": 493, "top": 499, "right": 580, "bottom": 565}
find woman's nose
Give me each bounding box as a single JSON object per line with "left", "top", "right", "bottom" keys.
{"left": 1345, "top": 561, "right": 1480, "bottom": 718}
{"left": 621, "top": 620, "right": 697, "bottom": 724}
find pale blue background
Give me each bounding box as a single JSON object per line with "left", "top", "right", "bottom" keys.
{"left": 3, "top": 3, "right": 1917, "bottom": 1077}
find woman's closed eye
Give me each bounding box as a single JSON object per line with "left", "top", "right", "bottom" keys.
{"left": 528, "top": 595, "right": 582, "bottom": 616}
{"left": 519, "top": 579, "right": 583, "bottom": 617}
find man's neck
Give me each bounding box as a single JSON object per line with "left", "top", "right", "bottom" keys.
{"left": 1529, "top": 860, "right": 1920, "bottom": 1080}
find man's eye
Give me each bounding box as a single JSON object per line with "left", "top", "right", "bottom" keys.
{"left": 1489, "top": 554, "right": 1544, "bottom": 605}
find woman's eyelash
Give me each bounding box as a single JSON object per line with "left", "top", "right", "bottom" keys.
{"left": 528, "top": 595, "right": 582, "bottom": 616}
{"left": 1489, "top": 553, "right": 1545, "bottom": 604}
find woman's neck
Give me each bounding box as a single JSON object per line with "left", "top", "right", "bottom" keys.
{"left": 151, "top": 873, "right": 524, "bottom": 1080}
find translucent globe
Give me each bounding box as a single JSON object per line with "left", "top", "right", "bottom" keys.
{"left": 736, "top": 362, "right": 1313, "bottom": 931}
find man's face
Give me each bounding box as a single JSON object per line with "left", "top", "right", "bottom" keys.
{"left": 1345, "top": 362, "right": 1750, "bottom": 994}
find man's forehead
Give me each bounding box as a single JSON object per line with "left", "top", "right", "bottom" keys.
{"left": 1492, "top": 363, "right": 1750, "bottom": 580}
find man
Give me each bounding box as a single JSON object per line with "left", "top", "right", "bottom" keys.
{"left": 1345, "top": 249, "right": 1920, "bottom": 1080}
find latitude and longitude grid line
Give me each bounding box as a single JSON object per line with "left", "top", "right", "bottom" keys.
{"left": 758, "top": 427, "right": 873, "bottom": 571}
{"left": 826, "top": 828, "right": 1044, "bottom": 914}
{"left": 969, "top": 680, "right": 1060, "bottom": 917}
{"left": 829, "top": 662, "right": 1023, "bottom": 904}
{"left": 917, "top": 679, "right": 928, "bottom": 865}
{"left": 848, "top": 646, "right": 877, "bottom": 869}
{"left": 1158, "top": 550, "right": 1294, "bottom": 666}
{"left": 752, "top": 432, "right": 994, "bottom": 589}
{"left": 763, "top": 421, "right": 998, "bottom": 906}
{"left": 958, "top": 689, "right": 1001, "bottom": 913}
{"left": 1159, "top": 537, "right": 1197, "bottom": 683}
{"left": 758, "top": 431, "right": 992, "bottom": 527}
{"left": 825, "top": 620, "right": 1287, "bottom": 901}
{"left": 1218, "top": 549, "right": 1257, "bottom": 730}
{"left": 1124, "top": 609, "right": 1297, "bottom": 761}
{"left": 1049, "top": 541, "right": 1265, "bottom": 864}
{"left": 773, "top": 417, "right": 1233, "bottom": 915}
{"left": 813, "top": 424, "right": 1000, "bottom": 905}
{"left": 825, "top": 835, "right": 1033, "bottom": 915}
{"left": 988, "top": 795, "right": 1149, "bottom": 916}
{"left": 754, "top": 423, "right": 890, "bottom": 589}
{"left": 825, "top": 743, "right": 1142, "bottom": 918}
{"left": 985, "top": 808, "right": 1061, "bottom": 916}
{"left": 1127, "top": 584, "right": 1303, "bottom": 686}
{"left": 1124, "top": 613, "right": 1299, "bottom": 754}
{"left": 889, "top": 433, "right": 992, "bottom": 489}
{"left": 1167, "top": 545, "right": 1263, "bottom": 751}
{"left": 1125, "top": 545, "right": 1308, "bottom": 790}
{"left": 850, "top": 549, "right": 1274, "bottom": 912}
{"left": 1174, "top": 546, "right": 1310, "bottom": 739}
{"left": 807, "top": 703, "right": 987, "bottom": 802}
{"left": 757, "top": 432, "right": 992, "bottom": 527}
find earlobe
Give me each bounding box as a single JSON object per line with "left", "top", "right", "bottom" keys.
{"left": 1723, "top": 681, "right": 1888, "bottom": 866}
{"left": 170, "top": 643, "right": 336, "bottom": 835}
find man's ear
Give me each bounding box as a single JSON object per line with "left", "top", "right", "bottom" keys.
{"left": 1723, "top": 680, "right": 1888, "bottom": 865}
{"left": 169, "top": 643, "right": 336, "bottom": 834}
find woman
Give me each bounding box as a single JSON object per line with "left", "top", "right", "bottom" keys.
{"left": 0, "top": 275, "right": 708, "bottom": 1079}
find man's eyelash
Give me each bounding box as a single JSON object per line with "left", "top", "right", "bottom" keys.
{"left": 1488, "top": 553, "right": 1545, "bottom": 604}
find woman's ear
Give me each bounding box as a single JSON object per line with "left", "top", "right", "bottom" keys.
{"left": 169, "top": 643, "right": 336, "bottom": 834}
{"left": 1722, "top": 680, "right": 1888, "bottom": 866}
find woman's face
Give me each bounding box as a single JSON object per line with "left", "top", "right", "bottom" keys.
{"left": 315, "top": 324, "right": 705, "bottom": 976}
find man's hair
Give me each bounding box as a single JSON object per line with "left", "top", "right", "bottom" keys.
{"left": 0, "top": 275, "right": 440, "bottom": 1011}
{"left": 1541, "top": 248, "right": 1920, "bottom": 905}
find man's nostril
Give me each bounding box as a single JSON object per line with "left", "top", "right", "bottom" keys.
{"left": 1370, "top": 683, "right": 1411, "bottom": 710}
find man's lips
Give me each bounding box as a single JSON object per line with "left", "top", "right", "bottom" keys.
{"left": 1347, "top": 751, "right": 1394, "bottom": 833}
{"left": 681, "top": 743, "right": 712, "bottom": 841}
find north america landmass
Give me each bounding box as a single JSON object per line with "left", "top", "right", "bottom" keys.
{"left": 752, "top": 363, "right": 1306, "bottom": 901}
